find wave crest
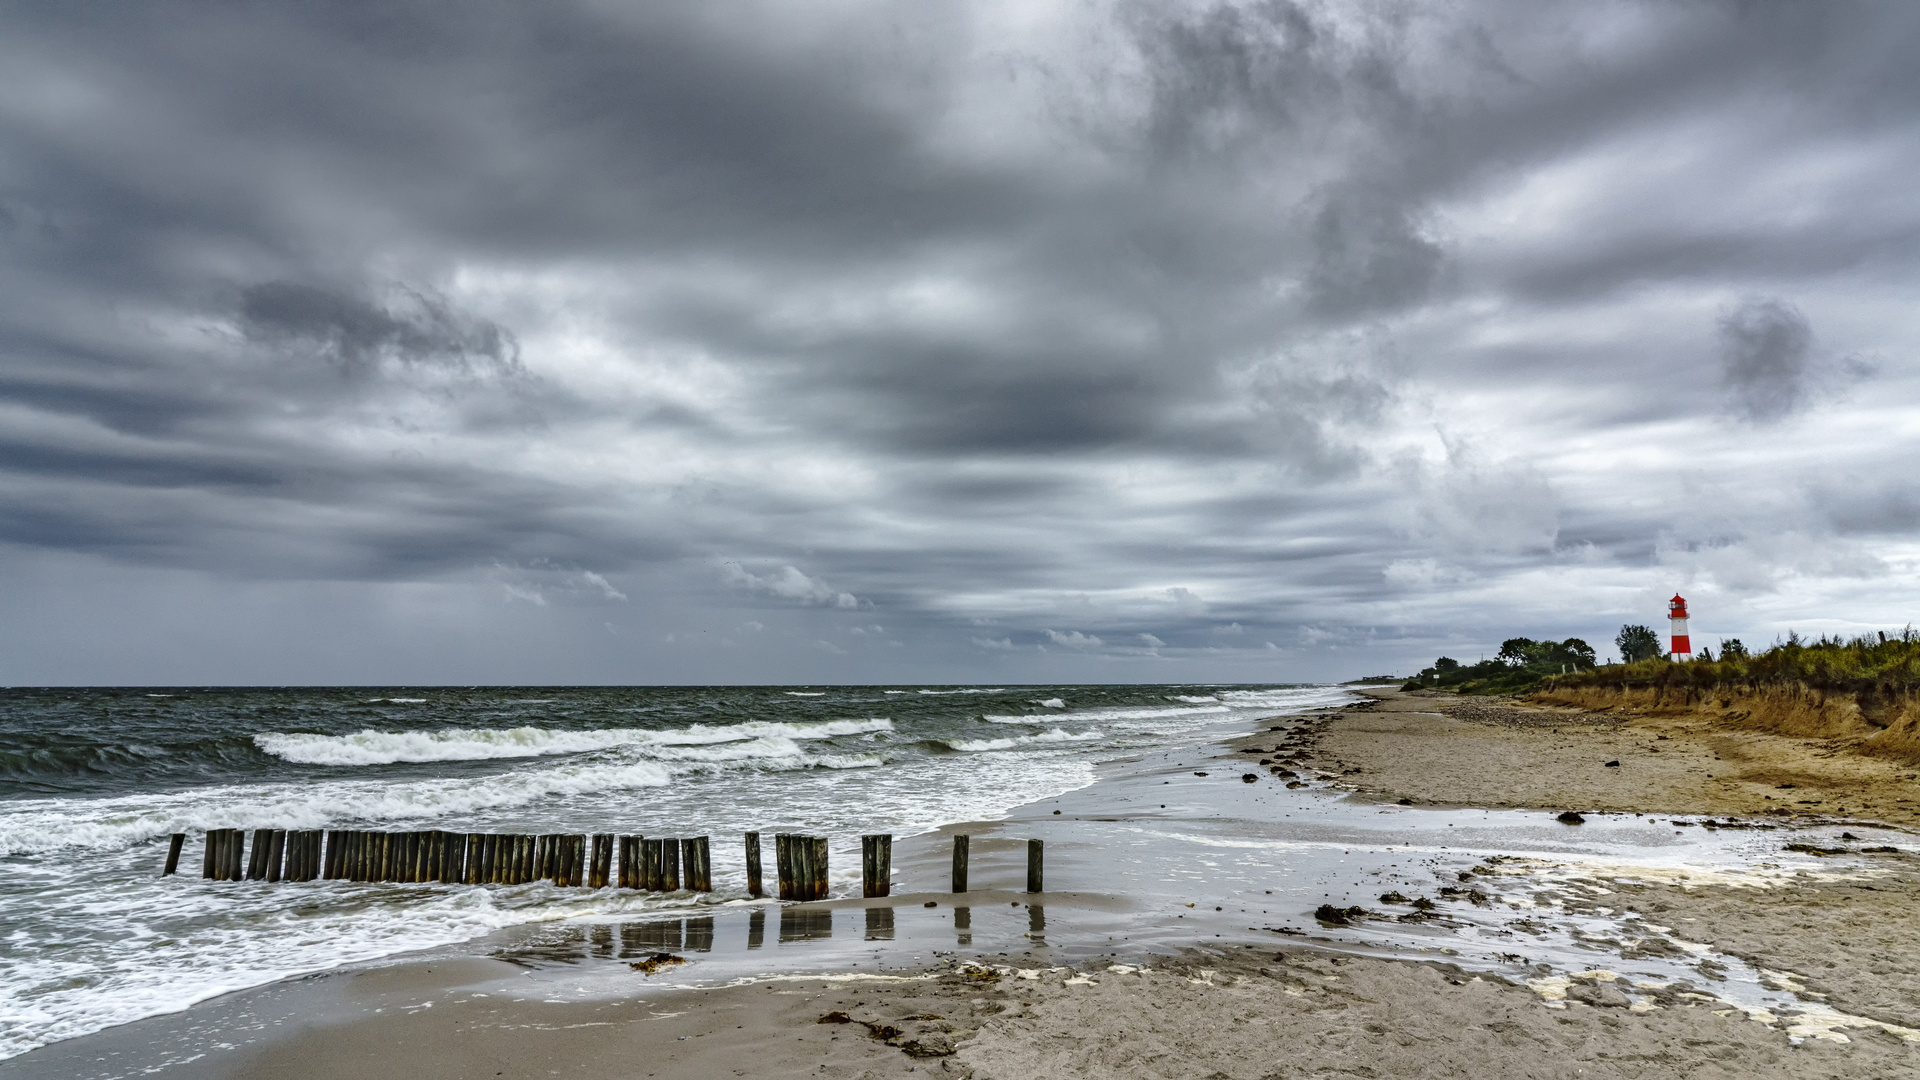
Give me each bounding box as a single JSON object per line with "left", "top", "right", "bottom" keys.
{"left": 255, "top": 718, "right": 893, "bottom": 766}
{"left": 939, "top": 729, "right": 1101, "bottom": 752}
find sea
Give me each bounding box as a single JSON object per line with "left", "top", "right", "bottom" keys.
{"left": 0, "top": 682, "right": 1349, "bottom": 1059}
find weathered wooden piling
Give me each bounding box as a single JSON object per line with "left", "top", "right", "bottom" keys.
{"left": 265, "top": 829, "right": 287, "bottom": 882}
{"left": 683, "top": 836, "right": 711, "bottom": 892}
{"left": 1026, "top": 838, "right": 1044, "bottom": 893}
{"left": 774, "top": 834, "right": 828, "bottom": 901}
{"left": 589, "top": 834, "right": 613, "bottom": 888}
{"left": 162, "top": 833, "right": 185, "bottom": 876}
{"left": 861, "top": 834, "right": 891, "bottom": 898}
{"left": 247, "top": 828, "right": 271, "bottom": 880}
{"left": 223, "top": 829, "right": 244, "bottom": 881}
{"left": 951, "top": 834, "right": 969, "bottom": 893}
{"left": 615, "top": 836, "right": 634, "bottom": 888}
{"left": 661, "top": 836, "right": 681, "bottom": 891}
{"left": 744, "top": 832, "right": 762, "bottom": 898}
{"left": 201, "top": 830, "right": 219, "bottom": 879}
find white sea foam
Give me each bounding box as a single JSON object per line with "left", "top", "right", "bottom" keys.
{"left": 1033, "top": 698, "right": 1067, "bottom": 708}
{"left": 940, "top": 729, "right": 1102, "bottom": 752}
{"left": 256, "top": 718, "right": 892, "bottom": 766}
{"left": 1170, "top": 695, "right": 1220, "bottom": 703}
{"left": 364, "top": 697, "right": 427, "bottom": 704}
{"left": 915, "top": 688, "right": 1005, "bottom": 695}
{"left": 785, "top": 691, "right": 826, "bottom": 697}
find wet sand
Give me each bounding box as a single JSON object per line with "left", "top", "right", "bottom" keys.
{"left": 12, "top": 689, "right": 1920, "bottom": 1079}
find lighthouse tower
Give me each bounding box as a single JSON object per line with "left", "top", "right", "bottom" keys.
{"left": 1669, "top": 594, "right": 1692, "bottom": 657}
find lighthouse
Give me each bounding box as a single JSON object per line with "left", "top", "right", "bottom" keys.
{"left": 1669, "top": 594, "right": 1691, "bottom": 657}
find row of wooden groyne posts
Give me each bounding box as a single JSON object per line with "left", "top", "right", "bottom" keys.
{"left": 160, "top": 829, "right": 1044, "bottom": 899}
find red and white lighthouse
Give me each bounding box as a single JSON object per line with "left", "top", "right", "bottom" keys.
{"left": 1669, "top": 594, "right": 1691, "bottom": 657}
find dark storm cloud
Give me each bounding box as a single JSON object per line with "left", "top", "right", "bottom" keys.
{"left": 1718, "top": 298, "right": 1814, "bottom": 421}
{"left": 3, "top": 0, "right": 1920, "bottom": 682}
{"left": 239, "top": 283, "right": 522, "bottom": 379}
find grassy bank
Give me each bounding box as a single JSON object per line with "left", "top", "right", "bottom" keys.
{"left": 1531, "top": 631, "right": 1920, "bottom": 762}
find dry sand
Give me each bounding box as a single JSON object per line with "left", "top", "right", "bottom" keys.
{"left": 1294, "top": 687, "right": 1920, "bottom": 826}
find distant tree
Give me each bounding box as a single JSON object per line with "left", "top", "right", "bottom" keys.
{"left": 1616, "top": 624, "right": 1661, "bottom": 662}
{"left": 1720, "top": 638, "right": 1748, "bottom": 660}
{"left": 1434, "top": 657, "right": 1460, "bottom": 671}
{"left": 1497, "top": 638, "right": 1535, "bottom": 666}
{"left": 1497, "top": 637, "right": 1596, "bottom": 670}
{"left": 1560, "top": 638, "right": 1597, "bottom": 668}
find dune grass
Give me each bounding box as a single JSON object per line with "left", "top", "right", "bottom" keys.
{"left": 1531, "top": 630, "right": 1920, "bottom": 760}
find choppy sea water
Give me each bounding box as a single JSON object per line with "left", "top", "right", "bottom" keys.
{"left": 0, "top": 683, "right": 1346, "bottom": 1058}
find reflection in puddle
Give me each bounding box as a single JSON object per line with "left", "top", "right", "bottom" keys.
{"left": 780, "top": 907, "right": 834, "bottom": 943}
{"left": 498, "top": 917, "right": 724, "bottom": 967}
{"left": 1028, "top": 905, "right": 1045, "bottom": 944}
{"left": 954, "top": 906, "right": 971, "bottom": 946}
{"left": 748, "top": 908, "right": 765, "bottom": 949}
{"left": 865, "top": 906, "right": 894, "bottom": 941}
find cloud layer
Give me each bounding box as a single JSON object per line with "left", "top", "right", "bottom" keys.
{"left": 3, "top": 1, "right": 1919, "bottom": 683}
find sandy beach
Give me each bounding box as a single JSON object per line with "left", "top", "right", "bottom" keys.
{"left": 11, "top": 688, "right": 1920, "bottom": 1079}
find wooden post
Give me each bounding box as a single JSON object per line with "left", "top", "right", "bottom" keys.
{"left": 951, "top": 835, "right": 969, "bottom": 893}
{"left": 553, "top": 835, "right": 571, "bottom": 887}
{"left": 774, "top": 834, "right": 791, "bottom": 900}
{"left": 225, "top": 829, "right": 245, "bottom": 881}
{"left": 519, "top": 834, "right": 536, "bottom": 884}
{"left": 589, "top": 834, "right": 611, "bottom": 888}
{"left": 812, "top": 836, "right": 829, "bottom": 901}
{"left": 684, "top": 836, "right": 711, "bottom": 892}
{"left": 861, "top": 835, "right": 891, "bottom": 898}
{"left": 162, "top": 833, "right": 186, "bottom": 876}
{"left": 745, "top": 832, "right": 762, "bottom": 898}
{"left": 245, "top": 828, "right": 268, "bottom": 880}
{"left": 662, "top": 836, "right": 680, "bottom": 891}
{"left": 792, "top": 835, "right": 810, "bottom": 901}
{"left": 1026, "top": 838, "right": 1044, "bottom": 893}
{"left": 201, "top": 831, "right": 216, "bottom": 879}
{"left": 266, "top": 829, "right": 287, "bottom": 882}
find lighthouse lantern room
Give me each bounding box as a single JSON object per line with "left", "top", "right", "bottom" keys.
{"left": 1669, "top": 594, "right": 1691, "bottom": 657}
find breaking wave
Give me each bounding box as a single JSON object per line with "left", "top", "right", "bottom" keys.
{"left": 938, "top": 729, "right": 1102, "bottom": 752}
{"left": 256, "top": 718, "right": 893, "bottom": 766}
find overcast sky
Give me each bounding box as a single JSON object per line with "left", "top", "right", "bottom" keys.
{"left": 2, "top": 0, "right": 1917, "bottom": 685}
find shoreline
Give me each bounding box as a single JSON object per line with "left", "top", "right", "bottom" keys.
{"left": 11, "top": 689, "right": 1920, "bottom": 1078}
